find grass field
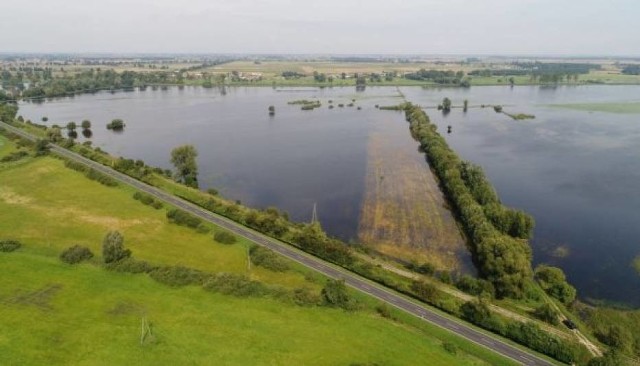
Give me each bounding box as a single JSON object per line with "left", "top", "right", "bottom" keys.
{"left": 550, "top": 101, "right": 640, "bottom": 114}
{"left": 0, "top": 251, "right": 494, "bottom": 366}
{"left": 0, "top": 147, "right": 516, "bottom": 365}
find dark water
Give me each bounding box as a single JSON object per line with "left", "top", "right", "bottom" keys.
{"left": 18, "top": 85, "right": 640, "bottom": 306}
{"left": 402, "top": 85, "right": 640, "bottom": 306}
{"left": 19, "top": 87, "right": 405, "bottom": 241}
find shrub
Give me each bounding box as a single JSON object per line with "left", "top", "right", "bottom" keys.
{"left": 532, "top": 303, "right": 559, "bottom": 325}
{"left": 203, "top": 272, "right": 268, "bottom": 297}
{"left": 250, "top": 246, "right": 289, "bottom": 271}
{"left": 132, "top": 192, "right": 163, "bottom": 209}
{"left": 0, "top": 240, "right": 21, "bottom": 252}
{"left": 292, "top": 287, "right": 321, "bottom": 306}
{"left": 167, "top": 208, "right": 202, "bottom": 229}
{"left": 456, "top": 275, "right": 495, "bottom": 297}
{"left": 60, "top": 245, "right": 94, "bottom": 264}
{"left": 214, "top": 230, "right": 237, "bottom": 244}
{"left": 376, "top": 304, "right": 394, "bottom": 319}
{"left": 0, "top": 150, "right": 28, "bottom": 162}
{"left": 321, "top": 279, "right": 358, "bottom": 310}
{"left": 105, "top": 258, "right": 156, "bottom": 274}
{"left": 149, "top": 266, "right": 208, "bottom": 287}
{"left": 411, "top": 280, "right": 441, "bottom": 304}
{"left": 442, "top": 341, "right": 457, "bottom": 355}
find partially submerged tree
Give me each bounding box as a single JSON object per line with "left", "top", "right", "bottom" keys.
{"left": 442, "top": 97, "right": 452, "bottom": 111}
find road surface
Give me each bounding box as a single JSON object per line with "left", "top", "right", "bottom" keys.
{"left": 0, "top": 121, "right": 556, "bottom": 366}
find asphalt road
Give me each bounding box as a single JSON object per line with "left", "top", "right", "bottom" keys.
{"left": 1, "top": 121, "right": 556, "bottom": 366}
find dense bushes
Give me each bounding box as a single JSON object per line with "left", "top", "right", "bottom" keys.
{"left": 166, "top": 208, "right": 209, "bottom": 233}
{"left": 132, "top": 191, "right": 163, "bottom": 209}
{"left": 60, "top": 245, "right": 94, "bottom": 264}
{"left": 213, "top": 230, "right": 237, "bottom": 244}
{"left": 402, "top": 103, "right": 533, "bottom": 299}
{"left": 532, "top": 303, "right": 559, "bottom": 325}
{"left": 250, "top": 246, "right": 290, "bottom": 272}
{"left": 203, "top": 273, "right": 269, "bottom": 297}
{"left": 63, "top": 159, "right": 118, "bottom": 187}
{"left": 460, "top": 299, "right": 587, "bottom": 364}
{"left": 455, "top": 275, "right": 495, "bottom": 297}
{"left": 321, "top": 279, "right": 359, "bottom": 310}
{"left": 0, "top": 240, "right": 21, "bottom": 252}
{"left": 149, "top": 266, "right": 208, "bottom": 287}
{"left": 115, "top": 158, "right": 151, "bottom": 179}
{"left": 0, "top": 150, "right": 28, "bottom": 162}
{"left": 293, "top": 223, "right": 354, "bottom": 267}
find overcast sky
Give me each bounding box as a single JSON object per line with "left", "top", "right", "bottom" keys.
{"left": 1, "top": 0, "right": 638, "bottom": 55}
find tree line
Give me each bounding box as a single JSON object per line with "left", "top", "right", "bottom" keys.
{"left": 403, "top": 102, "right": 535, "bottom": 298}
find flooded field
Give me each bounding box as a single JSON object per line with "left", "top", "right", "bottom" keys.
{"left": 18, "top": 85, "right": 640, "bottom": 306}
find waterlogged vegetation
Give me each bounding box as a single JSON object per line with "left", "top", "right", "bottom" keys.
{"left": 551, "top": 101, "right": 640, "bottom": 114}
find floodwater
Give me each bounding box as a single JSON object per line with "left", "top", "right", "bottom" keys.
{"left": 18, "top": 85, "right": 640, "bottom": 306}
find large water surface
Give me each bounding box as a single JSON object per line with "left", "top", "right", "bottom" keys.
{"left": 18, "top": 85, "right": 640, "bottom": 306}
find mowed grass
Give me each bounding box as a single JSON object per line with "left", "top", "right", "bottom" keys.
{"left": 0, "top": 251, "right": 490, "bottom": 366}
{"left": 550, "top": 101, "right": 640, "bottom": 114}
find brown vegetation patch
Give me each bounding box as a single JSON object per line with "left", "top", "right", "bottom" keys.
{"left": 0, "top": 187, "right": 33, "bottom": 205}
{"left": 358, "top": 129, "right": 467, "bottom": 272}
{"left": 4, "top": 284, "right": 63, "bottom": 310}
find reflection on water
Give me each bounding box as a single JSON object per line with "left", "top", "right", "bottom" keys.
{"left": 19, "top": 85, "right": 640, "bottom": 306}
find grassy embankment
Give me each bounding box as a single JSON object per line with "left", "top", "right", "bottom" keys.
{"left": 0, "top": 135, "right": 515, "bottom": 366}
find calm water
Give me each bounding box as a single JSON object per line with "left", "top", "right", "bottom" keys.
{"left": 19, "top": 85, "right": 640, "bottom": 306}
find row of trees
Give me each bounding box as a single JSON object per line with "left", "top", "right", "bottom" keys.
{"left": 404, "top": 69, "right": 469, "bottom": 86}
{"left": 16, "top": 69, "right": 183, "bottom": 99}
{"left": 403, "top": 103, "right": 534, "bottom": 298}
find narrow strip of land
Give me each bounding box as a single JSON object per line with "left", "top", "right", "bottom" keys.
{"left": 0, "top": 121, "right": 555, "bottom": 366}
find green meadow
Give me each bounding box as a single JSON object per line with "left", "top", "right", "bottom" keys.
{"left": 0, "top": 139, "right": 514, "bottom": 365}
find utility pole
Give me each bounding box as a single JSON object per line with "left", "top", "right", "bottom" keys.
{"left": 311, "top": 202, "right": 318, "bottom": 224}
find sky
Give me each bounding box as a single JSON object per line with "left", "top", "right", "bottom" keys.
{"left": 1, "top": 0, "right": 638, "bottom": 56}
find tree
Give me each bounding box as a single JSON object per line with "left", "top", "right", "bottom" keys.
{"left": 170, "top": 144, "right": 199, "bottom": 188}
{"left": 509, "top": 77, "right": 515, "bottom": 86}
{"left": 34, "top": 139, "right": 50, "bottom": 156}
{"left": 463, "top": 99, "right": 469, "bottom": 112}
{"left": 81, "top": 120, "right": 91, "bottom": 130}
{"left": 46, "top": 127, "right": 63, "bottom": 142}
{"left": 106, "top": 119, "right": 125, "bottom": 130}
{"left": 66, "top": 121, "right": 77, "bottom": 131}
{"left": 102, "top": 231, "right": 131, "bottom": 264}
{"left": 442, "top": 97, "right": 452, "bottom": 111}
{"left": 535, "top": 265, "right": 576, "bottom": 304}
